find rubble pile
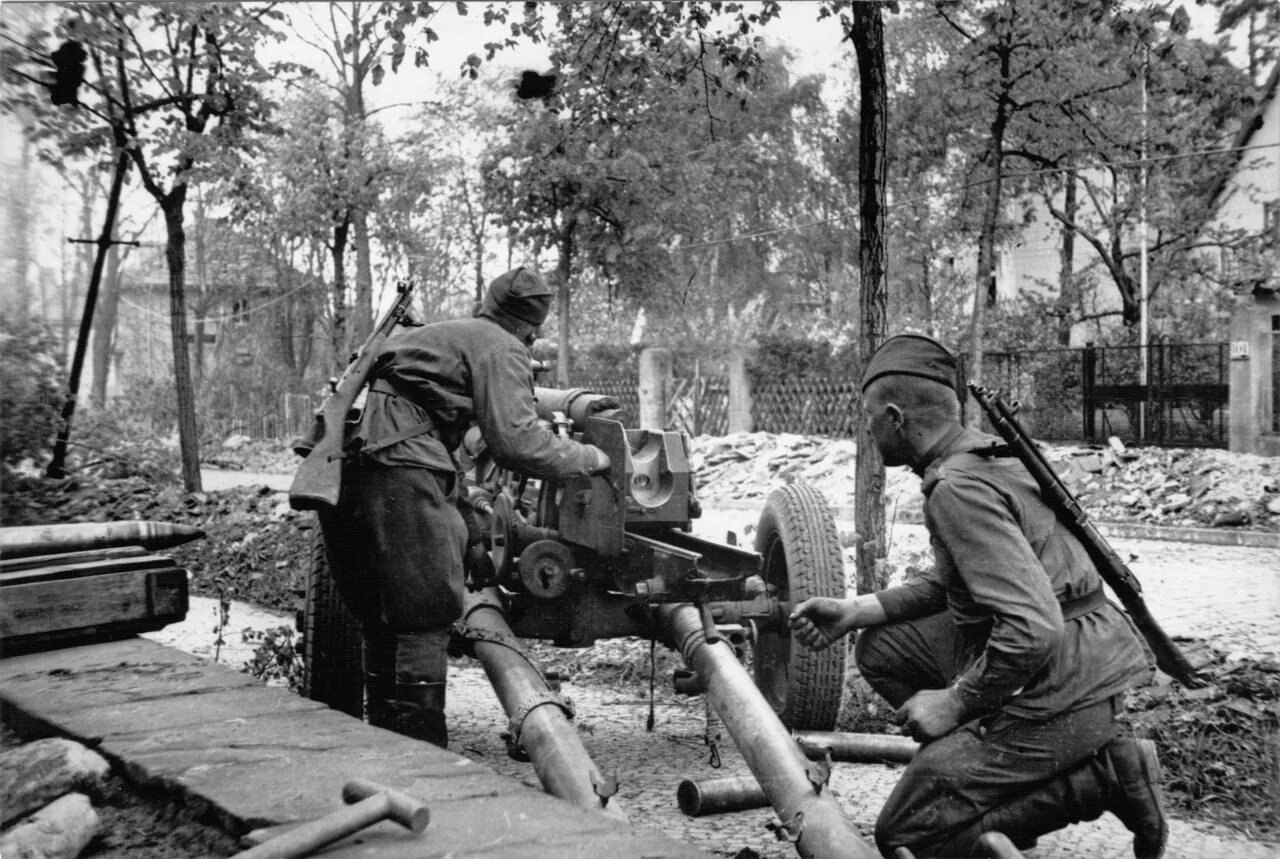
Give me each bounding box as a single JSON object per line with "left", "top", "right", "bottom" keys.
{"left": 1124, "top": 658, "right": 1280, "bottom": 840}
{"left": 1, "top": 473, "right": 307, "bottom": 613}
{"left": 689, "top": 432, "right": 1279, "bottom": 532}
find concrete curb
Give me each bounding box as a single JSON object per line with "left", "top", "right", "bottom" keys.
{"left": 701, "top": 499, "right": 1280, "bottom": 549}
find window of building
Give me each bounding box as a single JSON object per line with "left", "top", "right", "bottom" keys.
{"left": 1265, "top": 200, "right": 1279, "bottom": 249}
{"left": 1222, "top": 245, "right": 1241, "bottom": 280}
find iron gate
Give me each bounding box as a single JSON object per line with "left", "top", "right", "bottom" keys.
{"left": 1081, "top": 340, "right": 1228, "bottom": 448}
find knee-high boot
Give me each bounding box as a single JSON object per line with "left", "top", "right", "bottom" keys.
{"left": 361, "top": 630, "right": 398, "bottom": 731}
{"left": 390, "top": 627, "right": 451, "bottom": 748}
{"left": 970, "top": 738, "right": 1166, "bottom": 859}
{"left": 393, "top": 680, "right": 448, "bottom": 748}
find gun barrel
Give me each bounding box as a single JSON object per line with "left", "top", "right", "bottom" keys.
{"left": 0, "top": 521, "right": 205, "bottom": 559}
{"left": 658, "top": 603, "right": 878, "bottom": 859}
{"left": 460, "top": 589, "right": 629, "bottom": 822}
{"left": 532, "top": 387, "right": 625, "bottom": 427}
{"left": 792, "top": 730, "right": 918, "bottom": 764}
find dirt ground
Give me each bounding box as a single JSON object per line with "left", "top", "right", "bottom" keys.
{"left": 2, "top": 436, "right": 1277, "bottom": 856}
{"left": 116, "top": 508, "right": 1280, "bottom": 857}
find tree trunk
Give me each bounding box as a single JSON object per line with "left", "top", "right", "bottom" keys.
{"left": 851, "top": 4, "right": 889, "bottom": 595}
{"left": 555, "top": 215, "right": 576, "bottom": 388}
{"left": 162, "top": 193, "right": 202, "bottom": 493}
{"left": 192, "top": 192, "right": 209, "bottom": 384}
{"left": 1057, "top": 168, "right": 1078, "bottom": 346}
{"left": 12, "top": 137, "right": 34, "bottom": 322}
{"left": 966, "top": 45, "right": 1013, "bottom": 410}
{"left": 921, "top": 251, "right": 934, "bottom": 337}
{"left": 330, "top": 217, "right": 351, "bottom": 370}
{"left": 353, "top": 208, "right": 374, "bottom": 340}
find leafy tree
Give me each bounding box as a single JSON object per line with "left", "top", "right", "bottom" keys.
{"left": 1007, "top": 7, "right": 1254, "bottom": 341}
{"left": 482, "top": 4, "right": 853, "bottom": 385}
{"left": 2, "top": 2, "right": 285, "bottom": 491}
{"left": 0, "top": 316, "right": 63, "bottom": 465}
{"left": 1209, "top": 0, "right": 1280, "bottom": 85}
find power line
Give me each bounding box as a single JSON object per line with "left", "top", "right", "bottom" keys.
{"left": 674, "top": 140, "right": 1280, "bottom": 252}
{"left": 119, "top": 280, "right": 316, "bottom": 324}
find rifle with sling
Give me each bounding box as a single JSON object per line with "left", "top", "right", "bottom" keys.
{"left": 966, "top": 381, "right": 1201, "bottom": 687}
{"left": 289, "top": 280, "right": 416, "bottom": 511}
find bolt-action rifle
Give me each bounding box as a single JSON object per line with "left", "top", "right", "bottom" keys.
{"left": 967, "top": 381, "right": 1201, "bottom": 687}
{"left": 289, "top": 280, "right": 416, "bottom": 511}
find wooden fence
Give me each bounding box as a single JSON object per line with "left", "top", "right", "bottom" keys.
{"left": 751, "top": 378, "right": 859, "bottom": 437}
{"left": 224, "top": 341, "right": 1229, "bottom": 449}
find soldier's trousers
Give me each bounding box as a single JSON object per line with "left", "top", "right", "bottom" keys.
{"left": 320, "top": 459, "right": 467, "bottom": 748}
{"left": 856, "top": 611, "right": 1123, "bottom": 858}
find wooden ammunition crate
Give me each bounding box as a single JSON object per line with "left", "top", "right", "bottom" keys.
{"left": 0, "top": 547, "right": 189, "bottom": 656}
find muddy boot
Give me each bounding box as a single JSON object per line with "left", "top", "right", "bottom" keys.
{"left": 392, "top": 681, "right": 448, "bottom": 749}
{"left": 969, "top": 757, "right": 1112, "bottom": 855}
{"left": 1102, "top": 738, "right": 1168, "bottom": 859}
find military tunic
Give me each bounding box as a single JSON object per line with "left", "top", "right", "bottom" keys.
{"left": 856, "top": 427, "right": 1150, "bottom": 857}
{"left": 321, "top": 316, "right": 600, "bottom": 631}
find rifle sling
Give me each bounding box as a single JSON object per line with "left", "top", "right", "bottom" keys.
{"left": 338, "top": 379, "right": 441, "bottom": 459}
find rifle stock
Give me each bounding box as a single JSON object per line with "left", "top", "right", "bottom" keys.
{"left": 966, "top": 381, "right": 1200, "bottom": 687}
{"left": 289, "top": 281, "right": 416, "bottom": 511}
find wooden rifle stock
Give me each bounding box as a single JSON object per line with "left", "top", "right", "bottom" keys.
{"left": 289, "top": 281, "right": 416, "bottom": 511}
{"left": 966, "top": 381, "right": 1200, "bottom": 687}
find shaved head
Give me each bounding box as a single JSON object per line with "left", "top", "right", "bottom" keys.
{"left": 861, "top": 374, "right": 962, "bottom": 469}
{"left": 863, "top": 375, "right": 961, "bottom": 424}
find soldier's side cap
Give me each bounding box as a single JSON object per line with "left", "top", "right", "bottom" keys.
{"left": 485, "top": 266, "right": 554, "bottom": 325}
{"left": 861, "top": 334, "right": 959, "bottom": 392}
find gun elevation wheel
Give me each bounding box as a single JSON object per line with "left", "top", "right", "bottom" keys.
{"left": 751, "top": 482, "right": 846, "bottom": 731}
{"left": 302, "top": 522, "right": 364, "bottom": 719}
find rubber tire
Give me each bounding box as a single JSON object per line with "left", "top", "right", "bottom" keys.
{"left": 751, "top": 482, "right": 846, "bottom": 731}
{"left": 302, "top": 521, "right": 364, "bottom": 719}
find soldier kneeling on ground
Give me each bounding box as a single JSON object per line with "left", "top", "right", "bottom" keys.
{"left": 790, "top": 334, "right": 1167, "bottom": 859}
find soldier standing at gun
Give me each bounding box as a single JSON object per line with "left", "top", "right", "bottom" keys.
{"left": 790, "top": 334, "right": 1168, "bottom": 859}
{"left": 317, "top": 267, "right": 612, "bottom": 748}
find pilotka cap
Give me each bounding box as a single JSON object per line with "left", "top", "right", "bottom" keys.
{"left": 861, "top": 334, "right": 959, "bottom": 392}
{"left": 484, "top": 267, "right": 554, "bottom": 326}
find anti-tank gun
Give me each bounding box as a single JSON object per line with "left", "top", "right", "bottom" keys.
{"left": 301, "top": 386, "right": 876, "bottom": 858}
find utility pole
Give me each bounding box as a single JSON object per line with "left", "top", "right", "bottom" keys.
{"left": 46, "top": 151, "right": 138, "bottom": 478}
{"left": 1137, "top": 45, "right": 1150, "bottom": 443}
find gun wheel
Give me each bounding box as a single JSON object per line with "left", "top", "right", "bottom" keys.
{"left": 751, "top": 482, "right": 846, "bottom": 731}
{"left": 302, "top": 521, "right": 364, "bottom": 719}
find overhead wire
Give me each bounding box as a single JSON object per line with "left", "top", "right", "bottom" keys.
{"left": 118, "top": 279, "right": 317, "bottom": 324}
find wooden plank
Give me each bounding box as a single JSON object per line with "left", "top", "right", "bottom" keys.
{"left": 0, "top": 554, "right": 177, "bottom": 587}
{"left": 0, "top": 568, "right": 187, "bottom": 645}
{"left": 0, "top": 545, "right": 148, "bottom": 573}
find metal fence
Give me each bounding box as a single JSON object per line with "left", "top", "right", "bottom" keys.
{"left": 219, "top": 392, "right": 314, "bottom": 442}
{"left": 966, "top": 342, "right": 1229, "bottom": 448}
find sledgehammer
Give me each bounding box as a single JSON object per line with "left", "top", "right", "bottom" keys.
{"left": 231, "top": 778, "right": 429, "bottom": 859}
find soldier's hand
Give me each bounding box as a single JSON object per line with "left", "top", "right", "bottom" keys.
{"left": 788, "top": 597, "right": 860, "bottom": 652}
{"left": 893, "top": 687, "right": 965, "bottom": 743}
{"left": 588, "top": 446, "right": 612, "bottom": 475}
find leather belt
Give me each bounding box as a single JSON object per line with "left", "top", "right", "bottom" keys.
{"left": 1059, "top": 587, "right": 1108, "bottom": 620}
{"left": 355, "top": 378, "right": 440, "bottom": 456}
